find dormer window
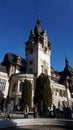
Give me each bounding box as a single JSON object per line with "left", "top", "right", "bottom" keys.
{"left": 17, "top": 56, "right": 22, "bottom": 65}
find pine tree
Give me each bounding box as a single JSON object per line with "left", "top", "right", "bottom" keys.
{"left": 21, "top": 79, "right": 32, "bottom": 110}
{"left": 35, "top": 74, "right": 52, "bottom": 116}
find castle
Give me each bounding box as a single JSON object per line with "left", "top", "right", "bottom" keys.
{"left": 0, "top": 17, "right": 73, "bottom": 109}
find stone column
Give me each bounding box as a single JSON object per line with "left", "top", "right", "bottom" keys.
{"left": 17, "top": 80, "right": 20, "bottom": 92}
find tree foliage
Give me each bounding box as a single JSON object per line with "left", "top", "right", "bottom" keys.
{"left": 34, "top": 74, "right": 52, "bottom": 115}
{"left": 21, "top": 79, "right": 32, "bottom": 109}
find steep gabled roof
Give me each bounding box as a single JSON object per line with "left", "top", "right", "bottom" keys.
{"left": 1, "top": 53, "right": 27, "bottom": 75}
{"left": 2, "top": 52, "right": 26, "bottom": 67}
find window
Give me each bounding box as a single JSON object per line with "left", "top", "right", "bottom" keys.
{"left": 29, "top": 60, "right": 33, "bottom": 65}
{"left": 71, "top": 94, "right": 73, "bottom": 98}
{"left": 29, "top": 68, "right": 33, "bottom": 74}
{"left": 59, "top": 90, "right": 62, "bottom": 97}
{"left": 62, "top": 90, "right": 66, "bottom": 97}
{"left": 43, "top": 68, "right": 48, "bottom": 75}
{"left": 41, "top": 65, "right": 43, "bottom": 73}
{"left": 19, "top": 82, "right": 24, "bottom": 92}
{"left": 12, "top": 83, "right": 17, "bottom": 92}
{"left": 17, "top": 56, "right": 22, "bottom": 65}
{"left": 56, "top": 88, "right": 59, "bottom": 92}
{"left": 0, "top": 79, "right": 6, "bottom": 91}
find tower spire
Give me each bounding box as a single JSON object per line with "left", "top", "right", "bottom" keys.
{"left": 37, "top": 14, "right": 41, "bottom": 25}
{"left": 65, "top": 53, "right": 69, "bottom": 66}
{"left": 34, "top": 15, "right": 42, "bottom": 34}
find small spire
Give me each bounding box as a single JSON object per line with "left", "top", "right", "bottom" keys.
{"left": 65, "top": 53, "right": 69, "bottom": 66}
{"left": 34, "top": 15, "right": 42, "bottom": 34}
{"left": 37, "top": 14, "right": 41, "bottom": 25}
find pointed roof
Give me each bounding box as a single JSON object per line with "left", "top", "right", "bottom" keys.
{"left": 57, "top": 56, "right": 73, "bottom": 84}
{"left": 26, "top": 17, "right": 51, "bottom": 49}
{"left": 34, "top": 16, "right": 42, "bottom": 34}
{"left": 65, "top": 55, "right": 69, "bottom": 65}
{"left": 64, "top": 55, "right": 69, "bottom": 69}
{"left": 64, "top": 55, "right": 73, "bottom": 75}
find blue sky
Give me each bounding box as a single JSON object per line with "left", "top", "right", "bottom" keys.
{"left": 0, "top": 0, "right": 73, "bottom": 71}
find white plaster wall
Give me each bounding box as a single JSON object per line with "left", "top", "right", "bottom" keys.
{"left": 38, "top": 44, "right": 51, "bottom": 77}
{"left": 0, "top": 72, "right": 9, "bottom": 98}
{"left": 26, "top": 46, "right": 38, "bottom": 75}
{"left": 10, "top": 74, "right": 34, "bottom": 107}
{"left": 51, "top": 80, "right": 67, "bottom": 108}
{"left": 26, "top": 43, "right": 51, "bottom": 77}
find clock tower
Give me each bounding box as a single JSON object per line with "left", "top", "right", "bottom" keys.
{"left": 25, "top": 17, "right": 51, "bottom": 77}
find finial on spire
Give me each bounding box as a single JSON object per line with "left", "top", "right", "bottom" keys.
{"left": 37, "top": 14, "right": 41, "bottom": 25}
